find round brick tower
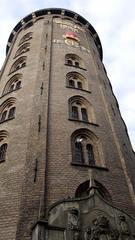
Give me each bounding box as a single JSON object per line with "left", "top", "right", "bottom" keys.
{"left": 0, "top": 8, "right": 135, "bottom": 240}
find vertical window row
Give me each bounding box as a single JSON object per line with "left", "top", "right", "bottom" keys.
{"left": 0, "top": 33, "right": 32, "bottom": 163}
{"left": 9, "top": 32, "right": 33, "bottom": 74}
{"left": 66, "top": 54, "right": 98, "bottom": 167}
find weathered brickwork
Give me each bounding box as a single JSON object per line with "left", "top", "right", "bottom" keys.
{"left": 0, "top": 8, "right": 134, "bottom": 240}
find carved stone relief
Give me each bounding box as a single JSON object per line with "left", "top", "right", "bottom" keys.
{"left": 42, "top": 190, "right": 135, "bottom": 240}
{"left": 67, "top": 208, "right": 79, "bottom": 228}
{"left": 89, "top": 215, "right": 119, "bottom": 240}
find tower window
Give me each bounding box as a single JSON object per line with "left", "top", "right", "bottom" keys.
{"left": 0, "top": 98, "right": 16, "bottom": 123}
{"left": 16, "top": 81, "right": 21, "bottom": 89}
{"left": 8, "top": 107, "right": 16, "bottom": 119}
{"left": 15, "top": 43, "right": 30, "bottom": 58}
{"left": 75, "top": 61, "right": 79, "bottom": 67}
{"left": 69, "top": 96, "right": 90, "bottom": 122}
{"left": 73, "top": 135, "right": 95, "bottom": 165}
{"left": 71, "top": 129, "right": 101, "bottom": 167}
{"left": 67, "top": 59, "right": 73, "bottom": 65}
{"left": 69, "top": 79, "right": 75, "bottom": 87}
{"left": 9, "top": 56, "right": 27, "bottom": 74}
{"left": 2, "top": 74, "right": 22, "bottom": 96}
{"left": 1, "top": 111, "right": 7, "bottom": 122}
{"left": 19, "top": 32, "right": 33, "bottom": 45}
{"left": 67, "top": 72, "right": 87, "bottom": 90}
{"left": 81, "top": 108, "right": 88, "bottom": 122}
{"left": 72, "top": 106, "right": 79, "bottom": 119}
{"left": 74, "top": 141, "right": 84, "bottom": 163}
{"left": 77, "top": 82, "right": 82, "bottom": 89}
{"left": 0, "top": 143, "right": 7, "bottom": 162}
{"left": 65, "top": 54, "right": 83, "bottom": 68}
{"left": 9, "top": 84, "right": 15, "bottom": 92}
{"left": 87, "top": 144, "right": 95, "bottom": 165}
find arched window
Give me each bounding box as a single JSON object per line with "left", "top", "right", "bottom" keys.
{"left": 81, "top": 108, "right": 88, "bottom": 122}
{"left": 9, "top": 56, "right": 27, "bottom": 74}
{"left": 8, "top": 107, "right": 16, "bottom": 119}
{"left": 19, "top": 32, "right": 33, "bottom": 45}
{"left": 0, "top": 130, "right": 9, "bottom": 163}
{"left": 15, "top": 43, "right": 30, "bottom": 58}
{"left": 71, "top": 129, "right": 102, "bottom": 166}
{"left": 69, "top": 96, "right": 94, "bottom": 123}
{"left": 67, "top": 59, "right": 72, "bottom": 65}
{"left": 65, "top": 54, "right": 83, "bottom": 68}
{"left": 66, "top": 72, "right": 87, "bottom": 90}
{"left": 77, "top": 82, "right": 82, "bottom": 89}
{"left": 9, "top": 84, "right": 15, "bottom": 92}
{"left": 72, "top": 106, "right": 79, "bottom": 119}
{"left": 75, "top": 141, "right": 84, "bottom": 163}
{"left": 75, "top": 180, "right": 112, "bottom": 202}
{"left": 2, "top": 74, "right": 22, "bottom": 95}
{"left": 69, "top": 79, "right": 75, "bottom": 87}
{"left": 73, "top": 136, "right": 95, "bottom": 165}
{"left": 0, "top": 144, "right": 7, "bottom": 162}
{"left": 0, "top": 98, "right": 16, "bottom": 123}
{"left": 87, "top": 144, "right": 95, "bottom": 165}
{"left": 75, "top": 180, "right": 90, "bottom": 198}
{"left": 1, "top": 111, "right": 7, "bottom": 121}
{"left": 16, "top": 81, "right": 21, "bottom": 89}
{"left": 75, "top": 61, "right": 79, "bottom": 67}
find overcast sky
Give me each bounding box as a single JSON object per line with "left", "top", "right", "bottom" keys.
{"left": 0, "top": 0, "right": 135, "bottom": 150}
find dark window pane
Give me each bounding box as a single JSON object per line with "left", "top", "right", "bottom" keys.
{"left": 0, "top": 143, "right": 7, "bottom": 162}
{"left": 87, "top": 144, "right": 95, "bottom": 165}
{"left": 72, "top": 106, "right": 79, "bottom": 119}
{"left": 77, "top": 82, "right": 82, "bottom": 89}
{"left": 8, "top": 107, "right": 16, "bottom": 119}
{"left": 16, "top": 81, "right": 21, "bottom": 89}
{"left": 81, "top": 108, "right": 88, "bottom": 121}
{"left": 9, "top": 84, "right": 14, "bottom": 92}
{"left": 69, "top": 80, "right": 75, "bottom": 87}
{"left": 22, "top": 62, "right": 26, "bottom": 67}
{"left": 74, "top": 142, "right": 83, "bottom": 163}
{"left": 16, "top": 65, "right": 20, "bottom": 70}
{"left": 67, "top": 59, "right": 72, "bottom": 65}
{"left": 75, "top": 61, "right": 79, "bottom": 67}
{"left": 1, "top": 111, "right": 7, "bottom": 121}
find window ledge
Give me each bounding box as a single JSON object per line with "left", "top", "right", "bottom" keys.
{"left": 1, "top": 87, "right": 21, "bottom": 99}
{"left": 71, "top": 162, "right": 109, "bottom": 171}
{"left": 65, "top": 63, "right": 87, "bottom": 71}
{"left": 0, "top": 116, "right": 15, "bottom": 124}
{"left": 66, "top": 86, "right": 91, "bottom": 94}
{"left": 68, "top": 118, "right": 99, "bottom": 127}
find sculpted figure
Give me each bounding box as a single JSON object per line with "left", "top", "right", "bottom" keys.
{"left": 119, "top": 216, "right": 130, "bottom": 235}
{"left": 68, "top": 208, "right": 79, "bottom": 227}
{"left": 90, "top": 215, "right": 119, "bottom": 240}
